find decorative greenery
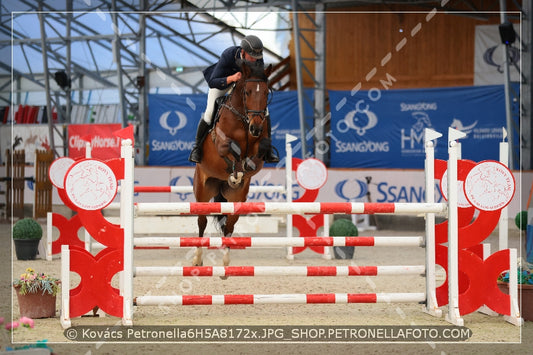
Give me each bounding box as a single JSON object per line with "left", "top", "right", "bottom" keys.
{"left": 13, "top": 268, "right": 60, "bottom": 296}
{"left": 330, "top": 218, "right": 358, "bottom": 237}
{"left": 12, "top": 218, "right": 43, "bottom": 240}
{"left": 515, "top": 210, "right": 528, "bottom": 231}
{"left": 498, "top": 263, "right": 533, "bottom": 285}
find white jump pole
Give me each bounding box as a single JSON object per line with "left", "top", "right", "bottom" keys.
{"left": 121, "top": 139, "right": 134, "bottom": 326}
{"left": 505, "top": 248, "right": 523, "bottom": 326}
{"left": 322, "top": 214, "right": 331, "bottom": 260}
{"left": 446, "top": 127, "right": 466, "bottom": 326}
{"left": 285, "top": 134, "right": 297, "bottom": 260}
{"left": 424, "top": 128, "right": 442, "bottom": 318}
{"left": 84, "top": 141, "right": 93, "bottom": 253}
{"left": 499, "top": 127, "right": 509, "bottom": 250}
{"left": 60, "top": 245, "right": 71, "bottom": 328}
{"left": 46, "top": 212, "right": 53, "bottom": 261}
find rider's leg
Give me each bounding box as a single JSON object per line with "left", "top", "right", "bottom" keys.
{"left": 189, "top": 88, "right": 226, "bottom": 163}
{"left": 264, "top": 110, "right": 280, "bottom": 163}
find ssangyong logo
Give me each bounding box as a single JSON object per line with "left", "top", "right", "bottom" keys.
{"left": 159, "top": 111, "right": 187, "bottom": 136}
{"left": 334, "top": 107, "right": 389, "bottom": 154}
{"left": 335, "top": 179, "right": 368, "bottom": 201}
{"left": 337, "top": 108, "right": 378, "bottom": 136}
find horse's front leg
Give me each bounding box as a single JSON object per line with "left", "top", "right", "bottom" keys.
{"left": 223, "top": 215, "right": 240, "bottom": 266}
{"left": 193, "top": 215, "right": 208, "bottom": 266}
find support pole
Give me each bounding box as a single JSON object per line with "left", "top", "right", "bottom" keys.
{"left": 499, "top": 1, "right": 515, "bottom": 169}
{"left": 499, "top": 128, "right": 509, "bottom": 250}
{"left": 291, "top": 2, "right": 307, "bottom": 158}
{"left": 138, "top": 0, "right": 148, "bottom": 165}
{"left": 314, "top": 4, "right": 328, "bottom": 164}
{"left": 38, "top": 7, "right": 58, "bottom": 157}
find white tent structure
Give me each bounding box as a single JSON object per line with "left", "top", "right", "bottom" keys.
{"left": 0, "top": 0, "right": 530, "bottom": 167}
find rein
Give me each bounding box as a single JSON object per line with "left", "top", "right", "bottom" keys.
{"left": 221, "top": 78, "right": 269, "bottom": 126}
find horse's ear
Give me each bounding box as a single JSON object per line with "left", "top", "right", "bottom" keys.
{"left": 264, "top": 64, "right": 273, "bottom": 78}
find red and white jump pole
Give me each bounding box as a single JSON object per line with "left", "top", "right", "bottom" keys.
{"left": 134, "top": 292, "right": 426, "bottom": 306}
{"left": 133, "top": 265, "right": 426, "bottom": 277}
{"left": 132, "top": 201, "right": 447, "bottom": 216}
{"left": 132, "top": 236, "right": 424, "bottom": 248}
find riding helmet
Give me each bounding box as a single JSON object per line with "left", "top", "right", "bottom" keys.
{"left": 241, "top": 35, "right": 263, "bottom": 59}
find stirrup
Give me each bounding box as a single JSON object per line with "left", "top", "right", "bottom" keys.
{"left": 264, "top": 146, "right": 280, "bottom": 163}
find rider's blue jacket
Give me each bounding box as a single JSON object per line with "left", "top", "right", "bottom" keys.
{"left": 203, "top": 46, "right": 264, "bottom": 90}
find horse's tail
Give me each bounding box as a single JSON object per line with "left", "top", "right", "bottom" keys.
{"left": 213, "top": 192, "right": 227, "bottom": 231}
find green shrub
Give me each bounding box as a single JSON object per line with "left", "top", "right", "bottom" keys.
{"left": 329, "top": 218, "right": 358, "bottom": 237}
{"left": 12, "top": 218, "right": 43, "bottom": 240}
{"left": 515, "top": 210, "right": 528, "bottom": 231}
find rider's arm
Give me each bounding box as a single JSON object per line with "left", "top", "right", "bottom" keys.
{"left": 205, "top": 47, "right": 240, "bottom": 89}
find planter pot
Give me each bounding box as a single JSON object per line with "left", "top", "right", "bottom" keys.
{"left": 333, "top": 246, "right": 355, "bottom": 259}
{"left": 13, "top": 239, "right": 41, "bottom": 260}
{"left": 498, "top": 281, "right": 533, "bottom": 322}
{"left": 14, "top": 285, "right": 56, "bottom": 318}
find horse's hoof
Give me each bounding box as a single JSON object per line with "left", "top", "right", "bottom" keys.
{"left": 228, "top": 172, "right": 244, "bottom": 187}
{"left": 222, "top": 249, "right": 230, "bottom": 266}
{"left": 192, "top": 257, "right": 203, "bottom": 267}
{"left": 219, "top": 275, "right": 229, "bottom": 280}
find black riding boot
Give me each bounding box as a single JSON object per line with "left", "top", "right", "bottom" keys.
{"left": 264, "top": 115, "right": 280, "bottom": 163}
{"left": 188, "top": 119, "right": 210, "bottom": 163}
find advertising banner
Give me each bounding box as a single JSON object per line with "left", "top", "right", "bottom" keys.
{"left": 148, "top": 94, "right": 204, "bottom": 166}
{"left": 68, "top": 123, "right": 122, "bottom": 160}
{"left": 0, "top": 124, "right": 63, "bottom": 164}
{"left": 328, "top": 85, "right": 507, "bottom": 169}
{"left": 474, "top": 24, "right": 520, "bottom": 85}
{"left": 148, "top": 91, "right": 312, "bottom": 166}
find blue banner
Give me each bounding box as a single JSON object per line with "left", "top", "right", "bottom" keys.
{"left": 269, "top": 90, "right": 314, "bottom": 161}
{"left": 328, "top": 85, "right": 507, "bottom": 169}
{"left": 148, "top": 91, "right": 312, "bottom": 166}
{"left": 148, "top": 93, "right": 206, "bottom": 166}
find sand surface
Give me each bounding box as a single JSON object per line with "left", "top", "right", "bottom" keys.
{"left": 1, "top": 220, "right": 532, "bottom": 354}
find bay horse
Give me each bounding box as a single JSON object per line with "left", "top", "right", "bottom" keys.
{"left": 192, "top": 61, "right": 273, "bottom": 271}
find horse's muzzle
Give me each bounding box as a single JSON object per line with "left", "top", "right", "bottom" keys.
{"left": 249, "top": 125, "right": 263, "bottom": 137}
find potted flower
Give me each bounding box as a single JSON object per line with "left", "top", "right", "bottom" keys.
{"left": 13, "top": 268, "right": 60, "bottom": 318}
{"left": 498, "top": 262, "right": 533, "bottom": 321}
{"left": 12, "top": 218, "right": 43, "bottom": 260}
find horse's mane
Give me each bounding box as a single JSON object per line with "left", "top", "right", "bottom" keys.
{"left": 242, "top": 60, "right": 268, "bottom": 81}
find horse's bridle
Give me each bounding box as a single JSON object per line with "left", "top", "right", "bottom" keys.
{"left": 242, "top": 78, "right": 269, "bottom": 124}
{"left": 221, "top": 78, "right": 270, "bottom": 125}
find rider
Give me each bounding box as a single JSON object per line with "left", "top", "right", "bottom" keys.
{"left": 188, "top": 34, "right": 279, "bottom": 164}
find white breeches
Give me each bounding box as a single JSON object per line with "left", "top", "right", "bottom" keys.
{"left": 203, "top": 87, "right": 231, "bottom": 124}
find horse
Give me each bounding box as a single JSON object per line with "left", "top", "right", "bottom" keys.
{"left": 192, "top": 61, "right": 273, "bottom": 272}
